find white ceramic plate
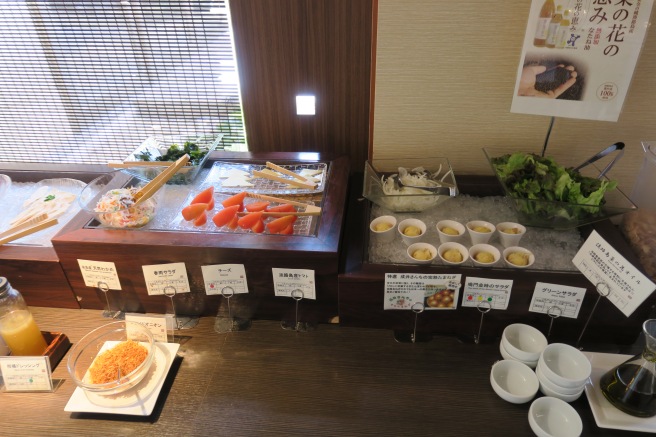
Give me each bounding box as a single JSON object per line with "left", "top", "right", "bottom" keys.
{"left": 65, "top": 342, "right": 180, "bottom": 416}
{"left": 583, "top": 351, "right": 656, "bottom": 433}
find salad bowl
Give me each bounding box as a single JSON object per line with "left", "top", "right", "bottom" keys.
{"left": 483, "top": 147, "right": 636, "bottom": 230}
{"left": 363, "top": 157, "right": 458, "bottom": 213}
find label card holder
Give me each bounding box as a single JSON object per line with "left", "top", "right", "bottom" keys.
{"left": 529, "top": 282, "right": 586, "bottom": 319}
{"left": 383, "top": 273, "right": 461, "bottom": 310}
{"left": 142, "top": 262, "right": 191, "bottom": 296}
{"left": 573, "top": 230, "right": 656, "bottom": 317}
{"left": 77, "top": 259, "right": 121, "bottom": 290}
{"left": 0, "top": 356, "right": 53, "bottom": 392}
{"left": 125, "top": 313, "right": 169, "bottom": 342}
{"left": 461, "top": 277, "right": 513, "bottom": 310}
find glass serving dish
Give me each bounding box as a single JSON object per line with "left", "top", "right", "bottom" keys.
{"left": 122, "top": 133, "right": 222, "bottom": 185}
{"left": 363, "top": 157, "right": 458, "bottom": 213}
{"left": 67, "top": 321, "right": 155, "bottom": 396}
{"left": 483, "top": 147, "right": 637, "bottom": 230}
{"left": 0, "top": 174, "right": 11, "bottom": 200}
{"left": 78, "top": 171, "right": 162, "bottom": 229}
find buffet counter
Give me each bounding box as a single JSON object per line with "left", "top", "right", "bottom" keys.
{"left": 339, "top": 174, "right": 654, "bottom": 346}
{"left": 0, "top": 307, "right": 643, "bottom": 436}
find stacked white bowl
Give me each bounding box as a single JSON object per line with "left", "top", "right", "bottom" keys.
{"left": 535, "top": 343, "right": 592, "bottom": 403}
{"left": 490, "top": 359, "right": 539, "bottom": 404}
{"left": 500, "top": 323, "right": 548, "bottom": 369}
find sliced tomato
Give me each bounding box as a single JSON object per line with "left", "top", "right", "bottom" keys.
{"left": 191, "top": 186, "right": 214, "bottom": 205}
{"left": 182, "top": 203, "right": 208, "bottom": 221}
{"left": 221, "top": 191, "right": 247, "bottom": 208}
{"left": 193, "top": 211, "right": 207, "bottom": 227}
{"left": 279, "top": 223, "right": 294, "bottom": 235}
{"left": 266, "top": 215, "right": 296, "bottom": 233}
{"left": 251, "top": 219, "right": 265, "bottom": 233}
{"left": 238, "top": 211, "right": 264, "bottom": 229}
{"left": 245, "top": 201, "right": 270, "bottom": 212}
{"left": 227, "top": 214, "right": 239, "bottom": 230}
{"left": 266, "top": 203, "right": 296, "bottom": 213}
{"left": 211, "top": 205, "right": 240, "bottom": 227}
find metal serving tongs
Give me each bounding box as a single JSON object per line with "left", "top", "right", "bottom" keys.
{"left": 251, "top": 161, "right": 318, "bottom": 190}
{"left": 572, "top": 142, "right": 625, "bottom": 179}
{"left": 392, "top": 168, "right": 458, "bottom": 196}
{"left": 133, "top": 154, "right": 190, "bottom": 206}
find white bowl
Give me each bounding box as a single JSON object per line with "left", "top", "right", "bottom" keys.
{"left": 469, "top": 244, "right": 500, "bottom": 267}
{"left": 503, "top": 246, "right": 535, "bottom": 269}
{"left": 535, "top": 362, "right": 585, "bottom": 395}
{"left": 489, "top": 359, "right": 539, "bottom": 404}
{"left": 466, "top": 220, "right": 496, "bottom": 244}
{"left": 397, "top": 218, "right": 427, "bottom": 246}
{"left": 538, "top": 378, "right": 584, "bottom": 402}
{"left": 370, "top": 215, "right": 397, "bottom": 243}
{"left": 499, "top": 341, "right": 537, "bottom": 368}
{"left": 406, "top": 242, "right": 437, "bottom": 265}
{"left": 496, "top": 222, "right": 526, "bottom": 248}
{"left": 528, "top": 397, "right": 583, "bottom": 437}
{"left": 436, "top": 220, "right": 465, "bottom": 244}
{"left": 538, "top": 343, "right": 592, "bottom": 389}
{"left": 501, "top": 323, "right": 547, "bottom": 363}
{"left": 437, "top": 242, "right": 469, "bottom": 266}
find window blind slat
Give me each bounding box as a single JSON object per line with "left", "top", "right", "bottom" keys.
{"left": 0, "top": 0, "right": 245, "bottom": 164}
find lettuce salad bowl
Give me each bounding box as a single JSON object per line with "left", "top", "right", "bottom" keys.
{"left": 483, "top": 147, "right": 636, "bottom": 230}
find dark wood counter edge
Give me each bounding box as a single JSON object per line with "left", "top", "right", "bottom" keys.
{"left": 51, "top": 152, "right": 349, "bottom": 254}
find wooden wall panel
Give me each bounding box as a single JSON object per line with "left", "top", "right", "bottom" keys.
{"left": 373, "top": 0, "right": 656, "bottom": 198}
{"left": 229, "top": 0, "right": 373, "bottom": 173}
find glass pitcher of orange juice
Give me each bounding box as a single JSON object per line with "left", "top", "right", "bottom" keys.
{"left": 0, "top": 277, "right": 47, "bottom": 356}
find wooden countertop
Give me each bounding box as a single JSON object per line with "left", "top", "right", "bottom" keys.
{"left": 0, "top": 307, "right": 642, "bottom": 436}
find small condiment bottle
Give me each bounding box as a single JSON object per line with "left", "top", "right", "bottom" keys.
{"left": 0, "top": 277, "right": 47, "bottom": 356}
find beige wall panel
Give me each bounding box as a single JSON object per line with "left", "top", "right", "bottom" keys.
{"left": 373, "top": 0, "right": 656, "bottom": 196}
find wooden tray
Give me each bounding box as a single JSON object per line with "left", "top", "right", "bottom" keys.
{"left": 43, "top": 331, "right": 71, "bottom": 371}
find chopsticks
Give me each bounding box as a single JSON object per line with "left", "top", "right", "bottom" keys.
{"left": 0, "top": 217, "right": 59, "bottom": 246}
{"left": 266, "top": 161, "right": 316, "bottom": 184}
{"left": 133, "top": 154, "right": 190, "bottom": 206}
{"left": 246, "top": 192, "right": 321, "bottom": 216}
{"left": 0, "top": 213, "right": 49, "bottom": 239}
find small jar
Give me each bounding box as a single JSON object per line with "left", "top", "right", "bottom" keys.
{"left": 0, "top": 277, "right": 47, "bottom": 356}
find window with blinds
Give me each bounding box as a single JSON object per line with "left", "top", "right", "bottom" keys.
{"left": 0, "top": 0, "right": 246, "bottom": 165}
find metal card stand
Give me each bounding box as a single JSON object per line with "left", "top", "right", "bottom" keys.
{"left": 98, "top": 281, "right": 122, "bottom": 319}
{"left": 214, "top": 286, "right": 252, "bottom": 333}
{"left": 546, "top": 305, "right": 562, "bottom": 339}
{"left": 576, "top": 282, "right": 611, "bottom": 349}
{"left": 281, "top": 289, "right": 316, "bottom": 332}
{"left": 458, "top": 301, "right": 493, "bottom": 344}
{"left": 394, "top": 302, "right": 432, "bottom": 343}
{"left": 163, "top": 286, "right": 199, "bottom": 331}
